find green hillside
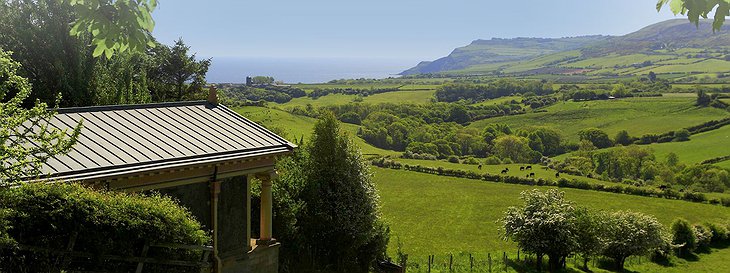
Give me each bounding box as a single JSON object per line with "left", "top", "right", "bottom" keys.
{"left": 403, "top": 19, "right": 730, "bottom": 81}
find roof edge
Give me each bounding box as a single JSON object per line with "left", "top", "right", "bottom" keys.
{"left": 56, "top": 101, "right": 211, "bottom": 114}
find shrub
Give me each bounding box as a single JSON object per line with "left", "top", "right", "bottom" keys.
{"left": 671, "top": 218, "right": 697, "bottom": 254}
{"left": 704, "top": 222, "right": 728, "bottom": 243}
{"left": 502, "top": 158, "right": 514, "bottom": 164}
{"left": 0, "top": 183, "right": 209, "bottom": 273}
{"left": 462, "top": 157, "right": 479, "bottom": 165}
{"left": 694, "top": 224, "right": 713, "bottom": 250}
{"left": 484, "top": 156, "right": 502, "bottom": 165}
{"left": 447, "top": 156, "right": 460, "bottom": 163}
{"left": 673, "top": 129, "right": 690, "bottom": 142}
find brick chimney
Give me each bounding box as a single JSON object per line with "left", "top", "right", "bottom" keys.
{"left": 207, "top": 85, "right": 218, "bottom": 105}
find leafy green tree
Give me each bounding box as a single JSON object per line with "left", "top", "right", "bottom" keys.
{"left": 493, "top": 135, "right": 533, "bottom": 163}
{"left": 671, "top": 218, "right": 697, "bottom": 254}
{"left": 502, "top": 189, "right": 577, "bottom": 271}
{"left": 666, "top": 152, "right": 680, "bottom": 168}
{"left": 90, "top": 51, "right": 153, "bottom": 105}
{"left": 674, "top": 129, "right": 691, "bottom": 141}
{"left": 0, "top": 49, "right": 81, "bottom": 185}
{"left": 601, "top": 211, "right": 666, "bottom": 270}
{"left": 573, "top": 208, "right": 602, "bottom": 270}
{"left": 64, "top": 0, "right": 158, "bottom": 58}
{"left": 648, "top": 71, "right": 658, "bottom": 82}
{"left": 0, "top": 0, "right": 96, "bottom": 106}
{"left": 614, "top": 130, "right": 632, "bottom": 146}
{"left": 657, "top": 0, "right": 730, "bottom": 31}
{"left": 298, "top": 112, "right": 389, "bottom": 272}
{"left": 611, "top": 84, "right": 630, "bottom": 98}
{"left": 148, "top": 39, "right": 211, "bottom": 101}
{"left": 578, "top": 128, "right": 612, "bottom": 149}
{"left": 696, "top": 89, "right": 712, "bottom": 106}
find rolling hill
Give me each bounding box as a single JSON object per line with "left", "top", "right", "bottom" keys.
{"left": 402, "top": 19, "right": 730, "bottom": 80}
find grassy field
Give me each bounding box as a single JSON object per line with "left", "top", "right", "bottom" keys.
{"left": 374, "top": 168, "right": 730, "bottom": 272}
{"left": 645, "top": 124, "right": 730, "bottom": 164}
{"left": 394, "top": 158, "right": 613, "bottom": 186}
{"left": 277, "top": 89, "right": 436, "bottom": 109}
{"left": 233, "top": 106, "right": 398, "bottom": 156}
{"left": 468, "top": 96, "right": 730, "bottom": 142}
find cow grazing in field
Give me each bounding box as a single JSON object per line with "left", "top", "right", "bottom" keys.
{"left": 526, "top": 174, "right": 530, "bottom": 178}
{"left": 658, "top": 185, "right": 668, "bottom": 190}
{"left": 526, "top": 166, "right": 532, "bottom": 170}
{"left": 587, "top": 173, "right": 593, "bottom": 179}
{"left": 529, "top": 172, "right": 535, "bottom": 177}
{"left": 501, "top": 169, "right": 508, "bottom": 174}
{"left": 555, "top": 172, "right": 560, "bottom": 178}
{"left": 478, "top": 164, "right": 482, "bottom": 170}
{"left": 519, "top": 166, "right": 525, "bottom": 171}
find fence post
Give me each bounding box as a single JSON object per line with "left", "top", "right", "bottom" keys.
{"left": 488, "top": 253, "right": 492, "bottom": 273}
{"left": 135, "top": 242, "right": 150, "bottom": 273}
{"left": 449, "top": 254, "right": 453, "bottom": 272}
{"left": 470, "top": 253, "right": 473, "bottom": 271}
{"left": 517, "top": 249, "right": 520, "bottom": 261}
{"left": 428, "top": 255, "right": 432, "bottom": 273}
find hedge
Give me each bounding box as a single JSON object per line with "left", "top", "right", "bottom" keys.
{"left": 371, "top": 158, "right": 720, "bottom": 206}
{"left": 0, "top": 182, "right": 210, "bottom": 273}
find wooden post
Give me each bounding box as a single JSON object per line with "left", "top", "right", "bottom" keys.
{"left": 470, "top": 253, "right": 473, "bottom": 271}
{"left": 488, "top": 253, "right": 492, "bottom": 273}
{"left": 428, "top": 255, "right": 431, "bottom": 273}
{"left": 449, "top": 254, "right": 453, "bottom": 272}
{"left": 135, "top": 242, "right": 150, "bottom": 273}
{"left": 517, "top": 249, "right": 520, "bottom": 261}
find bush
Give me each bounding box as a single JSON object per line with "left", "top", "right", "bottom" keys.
{"left": 704, "top": 222, "right": 728, "bottom": 243}
{"left": 0, "top": 183, "right": 209, "bottom": 273}
{"left": 447, "top": 156, "right": 460, "bottom": 163}
{"left": 671, "top": 218, "right": 697, "bottom": 254}
{"left": 502, "top": 158, "right": 514, "bottom": 164}
{"left": 462, "top": 157, "right": 480, "bottom": 165}
{"left": 484, "top": 156, "right": 502, "bottom": 165}
{"left": 694, "top": 224, "right": 713, "bottom": 250}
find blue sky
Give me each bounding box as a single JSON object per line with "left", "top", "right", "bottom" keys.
{"left": 152, "top": 0, "right": 680, "bottom": 62}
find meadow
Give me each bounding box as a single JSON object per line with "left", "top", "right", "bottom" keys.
{"left": 468, "top": 96, "right": 730, "bottom": 142}
{"left": 374, "top": 168, "right": 730, "bottom": 272}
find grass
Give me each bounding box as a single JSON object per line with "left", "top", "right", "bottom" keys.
{"left": 470, "top": 96, "right": 522, "bottom": 106}
{"left": 646, "top": 124, "right": 730, "bottom": 164}
{"left": 374, "top": 168, "right": 730, "bottom": 272}
{"left": 468, "top": 96, "right": 730, "bottom": 142}
{"left": 716, "top": 159, "right": 730, "bottom": 170}
{"left": 276, "top": 90, "right": 436, "bottom": 110}
{"left": 394, "top": 158, "right": 612, "bottom": 186}
{"left": 233, "top": 106, "right": 399, "bottom": 156}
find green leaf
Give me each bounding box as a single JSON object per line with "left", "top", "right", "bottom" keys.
{"left": 92, "top": 44, "right": 105, "bottom": 57}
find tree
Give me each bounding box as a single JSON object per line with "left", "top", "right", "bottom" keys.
{"left": 493, "top": 135, "right": 533, "bottom": 163}
{"left": 601, "top": 211, "right": 666, "bottom": 270}
{"left": 573, "top": 208, "right": 602, "bottom": 270}
{"left": 614, "top": 130, "right": 632, "bottom": 146}
{"left": 657, "top": 0, "right": 730, "bottom": 31}
{"left": 0, "top": 0, "right": 96, "bottom": 106}
{"left": 611, "top": 84, "right": 630, "bottom": 98}
{"left": 666, "top": 152, "right": 680, "bottom": 167}
{"left": 502, "top": 189, "right": 577, "bottom": 271}
{"left": 0, "top": 49, "right": 81, "bottom": 185}
{"left": 648, "top": 71, "right": 658, "bottom": 82}
{"left": 65, "top": 0, "right": 158, "bottom": 58}
{"left": 671, "top": 218, "right": 697, "bottom": 255}
{"left": 674, "top": 129, "right": 690, "bottom": 141}
{"left": 578, "top": 128, "right": 612, "bottom": 149}
{"left": 148, "top": 39, "right": 211, "bottom": 101}
{"left": 297, "top": 112, "right": 389, "bottom": 272}
{"left": 696, "top": 89, "right": 712, "bottom": 106}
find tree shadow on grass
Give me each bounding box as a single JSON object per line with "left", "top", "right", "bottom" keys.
{"left": 505, "top": 259, "right": 585, "bottom": 273}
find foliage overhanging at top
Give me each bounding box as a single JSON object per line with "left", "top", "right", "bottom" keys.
{"left": 0, "top": 49, "right": 81, "bottom": 185}
{"left": 64, "top": 0, "right": 159, "bottom": 58}
{"left": 657, "top": 0, "right": 730, "bottom": 31}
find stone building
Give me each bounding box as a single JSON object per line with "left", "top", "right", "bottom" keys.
{"left": 38, "top": 89, "right": 295, "bottom": 273}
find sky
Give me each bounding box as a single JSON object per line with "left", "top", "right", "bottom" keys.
{"left": 152, "top": 0, "right": 681, "bottom": 63}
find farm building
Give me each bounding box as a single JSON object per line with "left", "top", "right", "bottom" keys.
{"left": 34, "top": 89, "right": 295, "bottom": 273}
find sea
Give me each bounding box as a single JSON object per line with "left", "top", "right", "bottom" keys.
{"left": 205, "top": 57, "right": 417, "bottom": 84}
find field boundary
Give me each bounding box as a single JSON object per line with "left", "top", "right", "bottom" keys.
{"left": 371, "top": 158, "right": 729, "bottom": 207}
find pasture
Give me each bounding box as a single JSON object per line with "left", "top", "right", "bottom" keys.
{"left": 233, "top": 106, "right": 399, "bottom": 156}
{"left": 276, "top": 89, "right": 436, "bottom": 109}
{"left": 374, "top": 168, "right": 730, "bottom": 272}
{"left": 468, "top": 96, "right": 730, "bottom": 142}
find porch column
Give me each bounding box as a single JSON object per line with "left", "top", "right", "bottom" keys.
{"left": 256, "top": 171, "right": 277, "bottom": 245}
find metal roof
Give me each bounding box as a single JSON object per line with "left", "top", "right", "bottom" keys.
{"left": 40, "top": 101, "right": 295, "bottom": 181}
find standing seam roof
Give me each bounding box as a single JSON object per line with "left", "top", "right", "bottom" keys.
{"left": 40, "top": 101, "right": 296, "bottom": 179}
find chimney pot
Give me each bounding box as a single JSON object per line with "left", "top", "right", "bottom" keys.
{"left": 208, "top": 86, "right": 218, "bottom": 105}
